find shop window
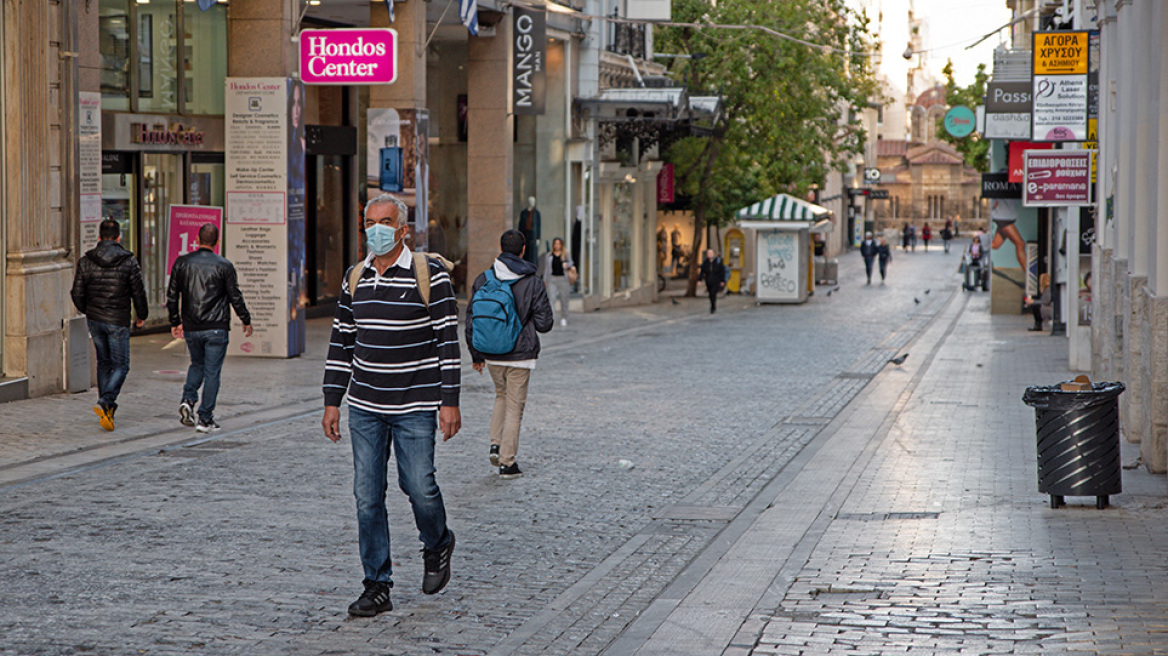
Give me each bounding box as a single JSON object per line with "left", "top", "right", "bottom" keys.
{"left": 98, "top": 0, "right": 227, "bottom": 115}
{"left": 99, "top": 0, "right": 132, "bottom": 111}
{"left": 183, "top": 2, "right": 227, "bottom": 115}
{"left": 136, "top": 0, "right": 179, "bottom": 113}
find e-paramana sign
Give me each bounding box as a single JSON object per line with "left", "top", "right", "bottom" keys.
{"left": 1023, "top": 150, "right": 1091, "bottom": 206}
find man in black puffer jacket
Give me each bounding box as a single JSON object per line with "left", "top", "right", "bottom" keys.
{"left": 71, "top": 219, "right": 149, "bottom": 431}
{"left": 466, "top": 229, "right": 554, "bottom": 479}
{"left": 167, "top": 223, "right": 252, "bottom": 433}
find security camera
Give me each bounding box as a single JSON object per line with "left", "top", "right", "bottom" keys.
{"left": 902, "top": 45, "right": 914, "bottom": 60}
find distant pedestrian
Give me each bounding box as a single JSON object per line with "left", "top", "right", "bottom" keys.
{"left": 538, "top": 237, "right": 576, "bottom": 327}
{"left": 901, "top": 224, "right": 910, "bottom": 251}
{"left": 70, "top": 218, "right": 148, "bottom": 431}
{"left": 322, "top": 194, "right": 461, "bottom": 617}
{"left": 167, "top": 223, "right": 252, "bottom": 433}
{"left": 699, "top": 248, "right": 727, "bottom": 313}
{"left": 1025, "top": 273, "right": 1052, "bottom": 332}
{"left": 909, "top": 224, "right": 917, "bottom": 252}
{"left": 467, "top": 229, "right": 554, "bottom": 479}
{"left": 877, "top": 237, "right": 893, "bottom": 282}
{"left": 941, "top": 220, "right": 954, "bottom": 253}
{"left": 921, "top": 223, "right": 932, "bottom": 251}
{"left": 859, "top": 231, "right": 878, "bottom": 284}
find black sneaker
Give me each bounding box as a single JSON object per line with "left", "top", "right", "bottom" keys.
{"left": 422, "top": 530, "right": 455, "bottom": 595}
{"left": 489, "top": 445, "right": 500, "bottom": 467}
{"left": 498, "top": 463, "right": 523, "bottom": 479}
{"left": 348, "top": 579, "right": 393, "bottom": 617}
{"left": 195, "top": 418, "right": 221, "bottom": 433}
{"left": 179, "top": 401, "right": 196, "bottom": 427}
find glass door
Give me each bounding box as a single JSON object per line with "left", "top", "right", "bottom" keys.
{"left": 140, "top": 153, "right": 184, "bottom": 321}
{"left": 307, "top": 154, "right": 348, "bottom": 305}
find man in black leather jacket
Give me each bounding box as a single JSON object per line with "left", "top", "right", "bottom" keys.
{"left": 465, "top": 229, "right": 554, "bottom": 479}
{"left": 70, "top": 219, "right": 148, "bottom": 431}
{"left": 166, "top": 223, "right": 253, "bottom": 433}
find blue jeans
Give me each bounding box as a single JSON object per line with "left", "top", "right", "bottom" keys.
{"left": 348, "top": 407, "right": 450, "bottom": 584}
{"left": 182, "top": 329, "right": 229, "bottom": 423}
{"left": 88, "top": 320, "right": 130, "bottom": 409}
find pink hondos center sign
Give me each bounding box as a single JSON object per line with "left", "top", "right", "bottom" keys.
{"left": 299, "top": 28, "right": 398, "bottom": 85}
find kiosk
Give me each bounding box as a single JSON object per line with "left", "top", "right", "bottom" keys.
{"left": 734, "top": 194, "right": 832, "bottom": 304}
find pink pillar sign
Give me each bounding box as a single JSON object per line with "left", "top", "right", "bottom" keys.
{"left": 167, "top": 205, "right": 223, "bottom": 277}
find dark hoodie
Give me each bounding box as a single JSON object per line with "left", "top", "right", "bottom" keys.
{"left": 71, "top": 240, "right": 149, "bottom": 327}
{"left": 466, "top": 252, "right": 554, "bottom": 363}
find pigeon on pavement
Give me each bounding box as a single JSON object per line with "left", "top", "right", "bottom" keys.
{"left": 888, "top": 353, "right": 909, "bottom": 366}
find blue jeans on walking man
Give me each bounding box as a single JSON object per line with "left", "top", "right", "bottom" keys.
{"left": 182, "top": 328, "right": 229, "bottom": 423}
{"left": 348, "top": 406, "right": 451, "bottom": 584}
{"left": 88, "top": 320, "right": 131, "bottom": 411}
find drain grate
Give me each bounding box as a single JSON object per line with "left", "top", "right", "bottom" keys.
{"left": 835, "top": 511, "right": 940, "bottom": 521}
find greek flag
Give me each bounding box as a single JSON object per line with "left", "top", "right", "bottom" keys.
{"left": 384, "top": 0, "right": 395, "bottom": 23}
{"left": 460, "top": 0, "right": 479, "bottom": 35}
{"left": 196, "top": 0, "right": 216, "bottom": 10}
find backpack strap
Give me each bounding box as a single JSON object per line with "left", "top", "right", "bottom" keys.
{"left": 347, "top": 262, "right": 366, "bottom": 301}
{"left": 413, "top": 252, "right": 432, "bottom": 307}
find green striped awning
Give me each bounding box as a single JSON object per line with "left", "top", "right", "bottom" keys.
{"left": 734, "top": 194, "right": 830, "bottom": 222}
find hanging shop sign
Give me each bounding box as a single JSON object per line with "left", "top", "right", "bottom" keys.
{"left": 1008, "top": 141, "right": 1054, "bottom": 182}
{"left": 1031, "top": 31, "right": 1089, "bottom": 142}
{"left": 1022, "top": 150, "right": 1091, "bottom": 207}
{"left": 299, "top": 28, "right": 398, "bottom": 85}
{"left": 512, "top": 7, "right": 546, "bottom": 115}
{"left": 981, "top": 171, "right": 1021, "bottom": 199}
{"left": 984, "top": 81, "right": 1031, "bottom": 140}
{"left": 657, "top": 163, "right": 674, "bottom": 204}
{"left": 943, "top": 106, "right": 976, "bottom": 138}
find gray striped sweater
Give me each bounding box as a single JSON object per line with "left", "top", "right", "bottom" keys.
{"left": 323, "top": 251, "right": 460, "bottom": 413}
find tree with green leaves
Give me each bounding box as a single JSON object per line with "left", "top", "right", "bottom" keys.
{"left": 936, "top": 60, "right": 989, "bottom": 172}
{"left": 657, "top": 0, "right": 879, "bottom": 295}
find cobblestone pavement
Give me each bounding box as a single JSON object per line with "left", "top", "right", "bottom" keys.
{"left": 723, "top": 291, "right": 1168, "bottom": 655}
{"left": 3, "top": 247, "right": 1124, "bottom": 656}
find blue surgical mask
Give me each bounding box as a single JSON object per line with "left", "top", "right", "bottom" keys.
{"left": 366, "top": 223, "right": 397, "bottom": 256}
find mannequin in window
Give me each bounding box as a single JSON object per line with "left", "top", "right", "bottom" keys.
{"left": 519, "top": 196, "right": 541, "bottom": 265}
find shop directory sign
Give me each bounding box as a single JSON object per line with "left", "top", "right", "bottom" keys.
{"left": 1022, "top": 150, "right": 1091, "bottom": 206}
{"left": 299, "top": 28, "right": 398, "bottom": 85}
{"left": 1031, "top": 31, "right": 1089, "bottom": 142}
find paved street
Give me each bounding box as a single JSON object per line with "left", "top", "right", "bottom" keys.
{"left": 3, "top": 248, "right": 1167, "bottom": 656}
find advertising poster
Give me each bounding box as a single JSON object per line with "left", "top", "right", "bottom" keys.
{"left": 79, "top": 92, "right": 103, "bottom": 254}
{"left": 166, "top": 205, "right": 223, "bottom": 280}
{"left": 366, "top": 107, "right": 429, "bottom": 250}
{"left": 755, "top": 230, "right": 800, "bottom": 303}
{"left": 225, "top": 77, "right": 305, "bottom": 358}
{"left": 1008, "top": 141, "right": 1054, "bottom": 182}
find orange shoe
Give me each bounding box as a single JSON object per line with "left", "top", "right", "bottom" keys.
{"left": 94, "top": 405, "right": 115, "bottom": 431}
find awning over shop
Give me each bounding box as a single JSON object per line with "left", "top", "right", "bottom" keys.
{"left": 735, "top": 193, "right": 832, "bottom": 232}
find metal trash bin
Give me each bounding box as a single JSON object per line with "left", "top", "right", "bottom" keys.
{"left": 1022, "top": 381, "right": 1125, "bottom": 509}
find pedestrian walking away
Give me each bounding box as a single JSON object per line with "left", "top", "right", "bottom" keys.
{"left": 322, "top": 193, "right": 461, "bottom": 617}
{"left": 538, "top": 237, "right": 577, "bottom": 327}
{"left": 467, "top": 229, "right": 554, "bottom": 479}
{"left": 166, "top": 223, "right": 252, "bottom": 434}
{"left": 908, "top": 224, "right": 917, "bottom": 252}
{"left": 921, "top": 223, "right": 932, "bottom": 251}
{"left": 859, "top": 232, "right": 878, "bottom": 285}
{"left": 877, "top": 237, "right": 893, "bottom": 283}
{"left": 941, "top": 220, "right": 954, "bottom": 253}
{"left": 699, "top": 249, "right": 728, "bottom": 314}
{"left": 70, "top": 218, "right": 149, "bottom": 431}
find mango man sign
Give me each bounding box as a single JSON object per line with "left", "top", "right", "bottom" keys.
{"left": 299, "top": 29, "right": 398, "bottom": 85}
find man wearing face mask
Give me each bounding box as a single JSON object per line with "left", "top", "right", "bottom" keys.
{"left": 322, "top": 194, "right": 462, "bottom": 617}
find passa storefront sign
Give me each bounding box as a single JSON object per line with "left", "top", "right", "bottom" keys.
{"left": 513, "top": 7, "right": 546, "bottom": 115}
{"left": 1023, "top": 150, "right": 1091, "bottom": 206}
{"left": 981, "top": 171, "right": 1021, "bottom": 199}
{"left": 984, "top": 81, "right": 1031, "bottom": 139}
{"left": 299, "top": 28, "right": 398, "bottom": 85}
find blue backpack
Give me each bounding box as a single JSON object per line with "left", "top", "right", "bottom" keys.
{"left": 470, "top": 269, "right": 523, "bottom": 355}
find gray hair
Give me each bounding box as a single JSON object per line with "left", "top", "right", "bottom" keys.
{"left": 364, "top": 193, "right": 409, "bottom": 223}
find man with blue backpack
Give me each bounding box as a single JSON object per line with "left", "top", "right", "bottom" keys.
{"left": 466, "top": 229, "right": 554, "bottom": 479}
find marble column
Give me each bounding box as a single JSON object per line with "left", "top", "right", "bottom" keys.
{"left": 1143, "top": 0, "right": 1168, "bottom": 475}
{"left": 466, "top": 21, "right": 513, "bottom": 284}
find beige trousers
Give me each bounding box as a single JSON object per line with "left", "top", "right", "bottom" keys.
{"left": 487, "top": 364, "right": 531, "bottom": 466}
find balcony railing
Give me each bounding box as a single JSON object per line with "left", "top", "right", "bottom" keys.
{"left": 609, "top": 22, "right": 646, "bottom": 60}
